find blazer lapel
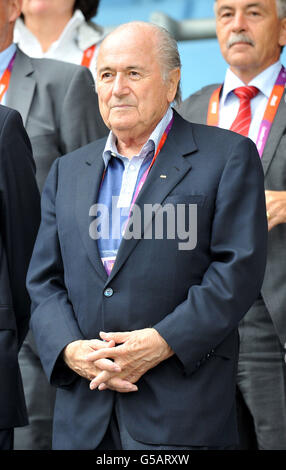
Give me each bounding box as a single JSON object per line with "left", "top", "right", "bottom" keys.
{"left": 75, "top": 140, "right": 108, "bottom": 282}
{"left": 107, "top": 112, "right": 197, "bottom": 285}
{"left": 261, "top": 89, "right": 286, "bottom": 176}
{"left": 6, "top": 48, "right": 36, "bottom": 127}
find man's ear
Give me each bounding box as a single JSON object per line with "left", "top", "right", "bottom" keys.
{"left": 8, "top": 0, "right": 22, "bottom": 24}
{"left": 167, "top": 68, "right": 181, "bottom": 103}
{"left": 278, "top": 17, "right": 286, "bottom": 47}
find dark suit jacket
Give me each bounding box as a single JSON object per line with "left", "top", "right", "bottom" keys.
{"left": 0, "top": 105, "right": 40, "bottom": 429}
{"left": 27, "top": 111, "right": 267, "bottom": 449}
{"left": 179, "top": 84, "right": 286, "bottom": 348}
{"left": 6, "top": 47, "right": 108, "bottom": 192}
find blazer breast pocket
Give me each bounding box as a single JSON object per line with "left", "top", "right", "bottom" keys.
{"left": 163, "top": 194, "right": 208, "bottom": 207}
{"left": 160, "top": 194, "right": 213, "bottom": 251}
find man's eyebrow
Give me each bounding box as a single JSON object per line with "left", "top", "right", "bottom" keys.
{"left": 245, "top": 2, "right": 266, "bottom": 9}
{"left": 216, "top": 4, "right": 233, "bottom": 14}
{"left": 217, "top": 2, "right": 265, "bottom": 13}
{"left": 97, "top": 66, "right": 113, "bottom": 74}
{"left": 98, "top": 65, "right": 146, "bottom": 73}
{"left": 125, "top": 65, "right": 145, "bottom": 71}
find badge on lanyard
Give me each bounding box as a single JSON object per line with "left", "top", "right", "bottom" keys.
{"left": 81, "top": 44, "right": 96, "bottom": 68}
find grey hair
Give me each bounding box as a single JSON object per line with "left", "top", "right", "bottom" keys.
{"left": 276, "top": 0, "right": 286, "bottom": 18}
{"left": 214, "top": 0, "right": 286, "bottom": 18}
{"left": 150, "top": 23, "right": 182, "bottom": 105}
{"left": 97, "top": 21, "right": 182, "bottom": 105}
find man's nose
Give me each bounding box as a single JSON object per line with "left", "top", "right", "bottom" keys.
{"left": 232, "top": 11, "right": 247, "bottom": 32}
{"left": 112, "top": 73, "right": 129, "bottom": 96}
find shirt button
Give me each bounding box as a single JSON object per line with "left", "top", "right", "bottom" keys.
{"left": 104, "top": 288, "right": 114, "bottom": 297}
{"left": 130, "top": 165, "right": 136, "bottom": 171}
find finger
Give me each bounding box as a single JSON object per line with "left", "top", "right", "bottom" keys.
{"left": 86, "top": 346, "right": 119, "bottom": 362}
{"left": 88, "top": 339, "right": 115, "bottom": 350}
{"left": 268, "top": 216, "right": 279, "bottom": 231}
{"left": 98, "top": 379, "right": 138, "bottom": 393}
{"left": 93, "top": 358, "right": 121, "bottom": 373}
{"left": 90, "top": 370, "right": 113, "bottom": 390}
{"left": 99, "top": 331, "right": 131, "bottom": 344}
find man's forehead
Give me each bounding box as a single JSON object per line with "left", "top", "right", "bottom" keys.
{"left": 97, "top": 40, "right": 157, "bottom": 70}
{"left": 216, "top": 0, "right": 274, "bottom": 8}
{"left": 100, "top": 25, "right": 157, "bottom": 54}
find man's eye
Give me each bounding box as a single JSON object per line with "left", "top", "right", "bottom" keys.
{"left": 101, "top": 72, "right": 112, "bottom": 80}
{"left": 248, "top": 10, "right": 260, "bottom": 16}
{"left": 219, "top": 11, "right": 233, "bottom": 19}
{"left": 129, "top": 71, "right": 140, "bottom": 77}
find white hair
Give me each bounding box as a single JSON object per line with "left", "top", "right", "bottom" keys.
{"left": 214, "top": 0, "right": 286, "bottom": 18}
{"left": 276, "top": 0, "right": 286, "bottom": 18}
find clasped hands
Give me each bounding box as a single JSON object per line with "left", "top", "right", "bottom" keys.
{"left": 63, "top": 328, "right": 173, "bottom": 393}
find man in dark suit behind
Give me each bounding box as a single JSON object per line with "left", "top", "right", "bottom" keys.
{"left": 178, "top": 0, "right": 286, "bottom": 450}
{"left": 0, "top": 0, "right": 108, "bottom": 449}
{"left": 0, "top": 104, "right": 40, "bottom": 450}
{"left": 27, "top": 21, "right": 267, "bottom": 450}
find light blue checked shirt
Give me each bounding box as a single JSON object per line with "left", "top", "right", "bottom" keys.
{"left": 97, "top": 107, "right": 173, "bottom": 274}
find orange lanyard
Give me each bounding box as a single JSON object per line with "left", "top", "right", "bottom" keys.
{"left": 0, "top": 53, "right": 16, "bottom": 102}
{"left": 81, "top": 44, "right": 96, "bottom": 68}
{"left": 206, "top": 66, "right": 286, "bottom": 157}
{"left": 206, "top": 85, "right": 222, "bottom": 127}
{"left": 128, "top": 116, "right": 174, "bottom": 216}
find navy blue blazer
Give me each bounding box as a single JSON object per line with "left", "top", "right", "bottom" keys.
{"left": 27, "top": 110, "right": 267, "bottom": 449}
{"left": 0, "top": 105, "right": 40, "bottom": 429}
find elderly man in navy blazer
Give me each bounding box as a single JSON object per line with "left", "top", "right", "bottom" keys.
{"left": 27, "top": 21, "right": 268, "bottom": 450}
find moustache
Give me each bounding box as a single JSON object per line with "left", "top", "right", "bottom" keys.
{"left": 227, "top": 34, "right": 254, "bottom": 49}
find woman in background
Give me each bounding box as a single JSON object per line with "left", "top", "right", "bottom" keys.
{"left": 14, "top": 0, "right": 103, "bottom": 78}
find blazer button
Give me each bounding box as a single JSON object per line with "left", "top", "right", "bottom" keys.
{"left": 104, "top": 287, "right": 114, "bottom": 297}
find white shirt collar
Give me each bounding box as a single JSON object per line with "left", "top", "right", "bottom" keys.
{"left": 14, "top": 9, "right": 86, "bottom": 54}
{"left": 49, "top": 9, "right": 85, "bottom": 50}
{"left": 221, "top": 61, "right": 282, "bottom": 105}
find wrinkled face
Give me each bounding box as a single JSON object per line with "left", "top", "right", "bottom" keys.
{"left": 22, "top": 0, "right": 75, "bottom": 17}
{"left": 0, "top": 0, "right": 21, "bottom": 50}
{"left": 96, "top": 26, "right": 180, "bottom": 141}
{"left": 215, "top": 0, "right": 286, "bottom": 79}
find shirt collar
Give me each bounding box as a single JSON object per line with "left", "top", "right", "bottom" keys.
{"left": 14, "top": 9, "right": 85, "bottom": 52}
{"left": 0, "top": 43, "right": 17, "bottom": 77}
{"left": 221, "top": 61, "right": 282, "bottom": 105}
{"left": 50, "top": 9, "right": 85, "bottom": 48}
{"left": 102, "top": 107, "right": 173, "bottom": 168}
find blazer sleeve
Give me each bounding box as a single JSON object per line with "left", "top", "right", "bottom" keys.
{"left": 59, "top": 66, "right": 108, "bottom": 154}
{"left": 27, "top": 158, "right": 85, "bottom": 387}
{"left": 154, "top": 136, "right": 268, "bottom": 375}
{"left": 0, "top": 106, "right": 41, "bottom": 348}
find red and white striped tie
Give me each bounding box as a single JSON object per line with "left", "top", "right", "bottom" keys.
{"left": 230, "top": 86, "right": 259, "bottom": 137}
